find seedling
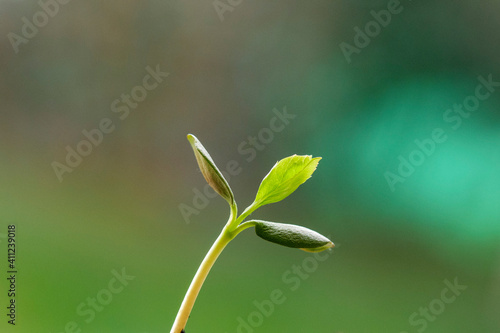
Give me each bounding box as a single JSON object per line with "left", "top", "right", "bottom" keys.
{"left": 170, "top": 134, "right": 334, "bottom": 333}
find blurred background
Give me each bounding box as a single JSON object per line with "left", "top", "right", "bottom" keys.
{"left": 1, "top": 0, "right": 500, "bottom": 332}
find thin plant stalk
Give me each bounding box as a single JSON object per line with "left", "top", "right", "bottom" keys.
{"left": 170, "top": 232, "right": 230, "bottom": 333}
{"left": 170, "top": 208, "right": 238, "bottom": 333}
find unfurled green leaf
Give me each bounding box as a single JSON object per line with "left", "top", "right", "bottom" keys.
{"left": 253, "top": 155, "right": 321, "bottom": 208}
{"left": 187, "top": 134, "right": 234, "bottom": 205}
{"left": 252, "top": 220, "right": 334, "bottom": 252}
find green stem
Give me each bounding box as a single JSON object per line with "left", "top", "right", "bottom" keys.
{"left": 229, "top": 201, "right": 260, "bottom": 230}
{"left": 232, "top": 220, "right": 257, "bottom": 236}
{"left": 169, "top": 231, "right": 231, "bottom": 333}
{"left": 170, "top": 205, "right": 237, "bottom": 333}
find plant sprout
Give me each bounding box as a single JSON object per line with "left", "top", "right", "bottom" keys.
{"left": 170, "top": 134, "right": 334, "bottom": 333}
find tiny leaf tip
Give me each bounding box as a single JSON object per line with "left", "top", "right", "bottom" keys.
{"left": 253, "top": 220, "right": 333, "bottom": 251}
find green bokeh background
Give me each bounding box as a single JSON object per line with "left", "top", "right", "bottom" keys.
{"left": 1, "top": 1, "right": 500, "bottom": 332}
